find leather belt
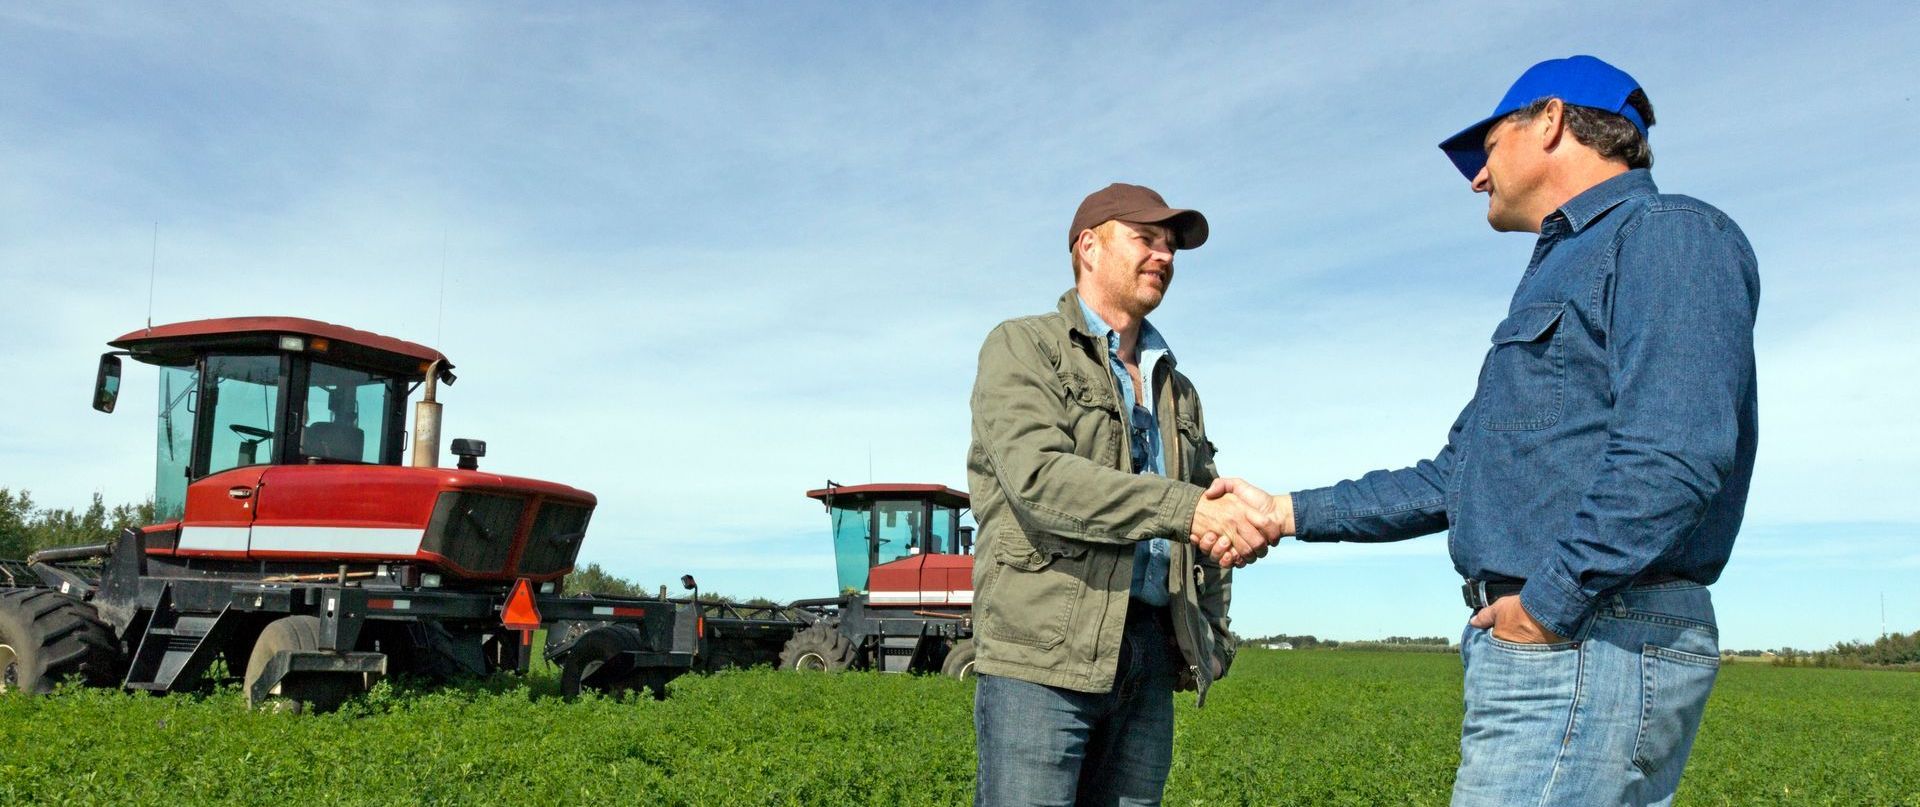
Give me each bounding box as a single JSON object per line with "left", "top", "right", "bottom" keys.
{"left": 1461, "top": 574, "right": 1684, "bottom": 610}
{"left": 1460, "top": 579, "right": 1524, "bottom": 610}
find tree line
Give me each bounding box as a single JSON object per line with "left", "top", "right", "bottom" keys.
{"left": 1244, "top": 633, "right": 1455, "bottom": 650}
{"left": 0, "top": 489, "right": 156, "bottom": 560}
{"left": 1766, "top": 631, "right": 1920, "bottom": 670}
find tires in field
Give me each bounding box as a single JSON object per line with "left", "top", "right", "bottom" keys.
{"left": 556, "top": 624, "right": 668, "bottom": 700}
{"left": 0, "top": 588, "right": 121, "bottom": 694}
{"left": 940, "top": 638, "right": 977, "bottom": 680}
{"left": 244, "top": 615, "right": 362, "bottom": 713}
{"left": 779, "top": 623, "right": 856, "bottom": 672}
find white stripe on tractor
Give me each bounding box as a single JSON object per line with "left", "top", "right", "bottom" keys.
{"left": 867, "top": 590, "right": 973, "bottom": 605}
{"left": 248, "top": 526, "right": 424, "bottom": 555}
{"left": 177, "top": 526, "right": 251, "bottom": 552}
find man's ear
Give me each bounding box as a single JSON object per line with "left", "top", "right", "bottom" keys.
{"left": 1074, "top": 228, "right": 1100, "bottom": 269}
{"left": 1538, "top": 98, "right": 1569, "bottom": 152}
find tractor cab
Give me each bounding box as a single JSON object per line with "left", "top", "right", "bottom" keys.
{"left": 95, "top": 317, "right": 451, "bottom": 521}
{"left": 804, "top": 483, "right": 973, "bottom": 607}
{"left": 91, "top": 317, "right": 595, "bottom": 582}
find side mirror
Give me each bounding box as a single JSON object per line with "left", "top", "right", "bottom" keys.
{"left": 959, "top": 526, "right": 975, "bottom": 554}
{"left": 92, "top": 354, "right": 123, "bottom": 413}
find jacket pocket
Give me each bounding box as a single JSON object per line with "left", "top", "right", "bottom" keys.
{"left": 978, "top": 528, "right": 1089, "bottom": 651}
{"left": 1174, "top": 416, "right": 1215, "bottom": 482}
{"left": 1478, "top": 302, "right": 1569, "bottom": 431}
{"left": 1058, "top": 369, "right": 1120, "bottom": 466}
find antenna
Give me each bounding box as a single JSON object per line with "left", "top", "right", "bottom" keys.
{"left": 436, "top": 230, "right": 448, "bottom": 345}
{"left": 146, "top": 222, "right": 158, "bottom": 333}
{"left": 867, "top": 442, "right": 874, "bottom": 483}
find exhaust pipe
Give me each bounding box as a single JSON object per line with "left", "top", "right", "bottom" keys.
{"left": 412, "top": 359, "right": 444, "bottom": 468}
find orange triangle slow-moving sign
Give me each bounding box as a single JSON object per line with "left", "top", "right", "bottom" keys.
{"left": 501, "top": 578, "right": 543, "bottom": 630}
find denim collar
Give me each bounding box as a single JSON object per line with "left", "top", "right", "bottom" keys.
{"left": 1075, "top": 295, "right": 1171, "bottom": 359}
{"left": 1549, "top": 168, "right": 1658, "bottom": 235}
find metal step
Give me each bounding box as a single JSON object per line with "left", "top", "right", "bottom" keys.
{"left": 122, "top": 585, "right": 237, "bottom": 692}
{"left": 877, "top": 635, "right": 921, "bottom": 673}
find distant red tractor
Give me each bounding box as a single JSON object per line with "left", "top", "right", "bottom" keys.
{"left": 778, "top": 482, "right": 980, "bottom": 678}
{"left": 0, "top": 317, "right": 800, "bottom": 709}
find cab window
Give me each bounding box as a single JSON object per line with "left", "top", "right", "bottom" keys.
{"left": 202, "top": 355, "right": 281, "bottom": 476}
{"left": 300, "top": 362, "right": 395, "bottom": 463}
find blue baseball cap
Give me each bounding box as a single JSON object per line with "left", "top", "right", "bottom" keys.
{"left": 1439, "top": 55, "right": 1652, "bottom": 179}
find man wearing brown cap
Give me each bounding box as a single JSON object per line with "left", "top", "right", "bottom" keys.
{"left": 965, "top": 183, "right": 1279, "bottom": 805}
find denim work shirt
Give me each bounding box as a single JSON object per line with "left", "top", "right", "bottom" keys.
{"left": 1290, "top": 170, "right": 1760, "bottom": 639}
{"left": 1078, "top": 299, "right": 1173, "bottom": 607}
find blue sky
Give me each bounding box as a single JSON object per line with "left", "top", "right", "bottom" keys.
{"left": 2, "top": 3, "right": 1915, "bottom": 650}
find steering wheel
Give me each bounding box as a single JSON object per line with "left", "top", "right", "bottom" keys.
{"left": 229, "top": 424, "right": 274, "bottom": 440}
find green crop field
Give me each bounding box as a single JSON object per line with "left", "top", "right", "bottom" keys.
{"left": 2, "top": 650, "right": 1915, "bottom": 806}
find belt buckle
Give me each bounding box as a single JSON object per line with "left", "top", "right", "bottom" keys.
{"left": 1461, "top": 579, "right": 1490, "bottom": 610}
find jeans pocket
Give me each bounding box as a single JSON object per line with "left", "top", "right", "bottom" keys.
{"left": 1632, "top": 644, "right": 1720, "bottom": 776}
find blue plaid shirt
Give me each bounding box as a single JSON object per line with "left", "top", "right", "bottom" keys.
{"left": 1078, "top": 299, "right": 1172, "bottom": 606}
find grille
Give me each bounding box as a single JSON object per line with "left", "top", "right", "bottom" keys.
{"left": 422, "top": 492, "right": 527, "bottom": 574}
{"left": 517, "top": 501, "right": 592, "bottom": 576}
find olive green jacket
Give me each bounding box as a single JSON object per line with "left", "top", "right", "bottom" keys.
{"left": 966, "top": 290, "right": 1235, "bottom": 705}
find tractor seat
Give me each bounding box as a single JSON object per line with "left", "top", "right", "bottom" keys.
{"left": 302, "top": 420, "right": 365, "bottom": 462}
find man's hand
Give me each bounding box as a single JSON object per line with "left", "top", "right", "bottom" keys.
{"left": 1468, "top": 596, "right": 1569, "bottom": 644}
{"left": 1194, "top": 478, "right": 1295, "bottom": 566}
{"left": 1190, "top": 493, "right": 1272, "bottom": 568}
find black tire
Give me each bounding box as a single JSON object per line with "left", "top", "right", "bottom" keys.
{"left": 244, "top": 616, "right": 361, "bottom": 713}
{"left": 556, "top": 624, "right": 665, "bottom": 699}
{"left": 0, "top": 588, "right": 121, "bottom": 695}
{"left": 941, "top": 638, "right": 978, "bottom": 680}
{"left": 778, "top": 623, "right": 856, "bottom": 672}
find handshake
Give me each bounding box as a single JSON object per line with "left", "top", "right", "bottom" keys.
{"left": 1187, "top": 478, "right": 1294, "bottom": 568}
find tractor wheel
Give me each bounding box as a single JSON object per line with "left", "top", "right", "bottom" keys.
{"left": 557, "top": 624, "right": 664, "bottom": 700}
{"left": 0, "top": 588, "right": 121, "bottom": 695}
{"left": 778, "top": 624, "right": 856, "bottom": 672}
{"left": 941, "top": 638, "right": 978, "bottom": 681}
{"left": 244, "top": 616, "right": 361, "bottom": 714}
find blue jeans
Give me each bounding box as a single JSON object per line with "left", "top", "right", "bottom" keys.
{"left": 1454, "top": 581, "right": 1721, "bottom": 807}
{"left": 974, "top": 603, "right": 1177, "bottom": 807}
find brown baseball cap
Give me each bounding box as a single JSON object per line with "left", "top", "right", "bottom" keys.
{"left": 1068, "top": 182, "right": 1209, "bottom": 252}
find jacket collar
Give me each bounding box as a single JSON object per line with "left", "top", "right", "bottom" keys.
{"left": 1056, "top": 289, "right": 1176, "bottom": 368}
{"left": 1553, "top": 168, "right": 1657, "bottom": 234}
{"left": 1057, "top": 289, "right": 1095, "bottom": 339}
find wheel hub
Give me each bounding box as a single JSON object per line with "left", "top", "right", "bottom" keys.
{"left": 796, "top": 651, "right": 826, "bottom": 671}
{"left": 0, "top": 644, "right": 17, "bottom": 693}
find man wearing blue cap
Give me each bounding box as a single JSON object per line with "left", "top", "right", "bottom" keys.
{"left": 1201, "top": 56, "right": 1759, "bottom": 805}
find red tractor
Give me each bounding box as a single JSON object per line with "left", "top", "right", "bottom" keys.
{"left": 778, "top": 482, "right": 980, "bottom": 678}
{"left": 0, "top": 317, "right": 800, "bottom": 709}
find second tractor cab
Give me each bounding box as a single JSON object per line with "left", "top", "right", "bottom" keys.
{"left": 779, "top": 482, "right": 980, "bottom": 678}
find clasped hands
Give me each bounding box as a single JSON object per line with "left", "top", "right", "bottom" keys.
{"left": 1188, "top": 478, "right": 1294, "bottom": 568}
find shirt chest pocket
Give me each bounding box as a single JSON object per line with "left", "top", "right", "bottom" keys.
{"left": 1478, "top": 302, "right": 1569, "bottom": 431}
{"left": 1058, "top": 369, "right": 1121, "bottom": 465}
